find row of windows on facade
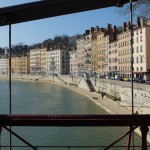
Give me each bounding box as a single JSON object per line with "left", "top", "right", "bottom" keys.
{"left": 97, "top": 36, "right": 109, "bottom": 41}
{"left": 118, "top": 36, "right": 142, "bottom": 48}
{"left": 109, "top": 43, "right": 117, "bottom": 49}
{"left": 46, "top": 55, "right": 60, "bottom": 59}
{"left": 109, "top": 66, "right": 143, "bottom": 72}
{"left": 46, "top": 69, "right": 60, "bottom": 72}
{"left": 117, "top": 30, "right": 142, "bottom": 41}
{"left": 46, "top": 60, "right": 60, "bottom": 63}
{"left": 78, "top": 30, "right": 142, "bottom": 48}
{"left": 117, "top": 56, "right": 143, "bottom": 64}
{"left": 46, "top": 52, "right": 60, "bottom": 55}
{"left": 118, "top": 45, "right": 143, "bottom": 56}
{"left": 97, "top": 42, "right": 108, "bottom": 49}
{"left": 118, "top": 66, "right": 143, "bottom": 72}
{"left": 109, "top": 49, "right": 117, "bottom": 54}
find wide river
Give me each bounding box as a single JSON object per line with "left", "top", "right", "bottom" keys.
{"left": 0, "top": 80, "right": 143, "bottom": 149}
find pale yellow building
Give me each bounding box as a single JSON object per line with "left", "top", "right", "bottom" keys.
{"left": 9, "top": 57, "right": 18, "bottom": 74}
{"left": 96, "top": 29, "right": 108, "bottom": 75}
{"left": 117, "top": 22, "right": 131, "bottom": 77}
{"left": 18, "top": 55, "right": 30, "bottom": 75}
{"left": 76, "top": 38, "right": 85, "bottom": 75}
{"left": 5, "top": 55, "right": 30, "bottom": 75}
{"left": 91, "top": 32, "right": 98, "bottom": 74}
{"left": 40, "top": 48, "right": 47, "bottom": 74}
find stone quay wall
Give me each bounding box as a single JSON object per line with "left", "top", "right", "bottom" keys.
{"left": 59, "top": 75, "right": 150, "bottom": 114}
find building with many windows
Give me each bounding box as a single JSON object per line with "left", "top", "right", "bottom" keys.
{"left": 46, "top": 49, "right": 66, "bottom": 75}
{"left": 133, "top": 17, "right": 150, "bottom": 80}
{"left": 18, "top": 55, "right": 30, "bottom": 75}
{"left": 30, "top": 48, "right": 41, "bottom": 74}
{"left": 40, "top": 47, "right": 47, "bottom": 75}
{"left": 69, "top": 50, "right": 77, "bottom": 76}
{"left": 91, "top": 30, "right": 98, "bottom": 75}
{"left": 0, "top": 58, "right": 7, "bottom": 74}
{"left": 76, "top": 38, "right": 85, "bottom": 75}
{"left": 96, "top": 28, "right": 107, "bottom": 75}
{"left": 84, "top": 29, "right": 92, "bottom": 75}
{"left": 0, "top": 17, "right": 150, "bottom": 81}
{"left": 117, "top": 22, "right": 131, "bottom": 77}
{"left": 108, "top": 40, "right": 118, "bottom": 72}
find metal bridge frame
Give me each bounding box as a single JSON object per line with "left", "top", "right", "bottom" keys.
{"left": 1, "top": 0, "right": 149, "bottom": 149}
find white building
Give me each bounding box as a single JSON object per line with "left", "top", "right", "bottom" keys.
{"left": 46, "top": 49, "right": 66, "bottom": 75}
{"left": 133, "top": 18, "right": 150, "bottom": 80}
{"left": 0, "top": 58, "right": 7, "bottom": 74}
{"left": 30, "top": 48, "right": 41, "bottom": 74}
{"left": 76, "top": 38, "right": 85, "bottom": 75}
{"left": 69, "top": 50, "right": 77, "bottom": 76}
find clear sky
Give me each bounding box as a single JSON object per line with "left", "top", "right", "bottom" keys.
{"left": 0, "top": 0, "right": 131, "bottom": 48}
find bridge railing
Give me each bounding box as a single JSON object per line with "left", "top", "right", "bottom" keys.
{"left": 0, "top": 114, "right": 150, "bottom": 150}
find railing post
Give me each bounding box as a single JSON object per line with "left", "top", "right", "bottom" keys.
{"left": 0, "top": 126, "right": 2, "bottom": 150}
{"left": 140, "top": 125, "right": 149, "bottom": 150}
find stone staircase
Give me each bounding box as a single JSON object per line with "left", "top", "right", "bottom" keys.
{"left": 86, "top": 79, "right": 95, "bottom": 92}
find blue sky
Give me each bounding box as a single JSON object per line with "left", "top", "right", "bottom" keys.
{"left": 0, "top": 0, "right": 131, "bottom": 48}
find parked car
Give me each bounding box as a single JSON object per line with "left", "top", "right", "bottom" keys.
{"left": 105, "top": 76, "right": 110, "bottom": 79}
{"left": 96, "top": 75, "right": 102, "bottom": 78}
{"left": 134, "top": 78, "right": 145, "bottom": 83}
{"left": 110, "top": 76, "right": 115, "bottom": 80}
{"left": 81, "top": 73, "right": 87, "bottom": 77}
{"left": 129, "top": 77, "right": 136, "bottom": 81}
{"left": 115, "top": 75, "right": 123, "bottom": 81}
{"left": 123, "top": 77, "right": 129, "bottom": 81}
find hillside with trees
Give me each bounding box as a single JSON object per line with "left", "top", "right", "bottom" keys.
{"left": 0, "top": 34, "right": 82, "bottom": 58}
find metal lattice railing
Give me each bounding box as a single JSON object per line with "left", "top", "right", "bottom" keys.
{"left": 0, "top": 114, "right": 150, "bottom": 150}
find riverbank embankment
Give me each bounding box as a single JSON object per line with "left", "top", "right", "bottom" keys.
{"left": 0, "top": 74, "right": 131, "bottom": 114}
{"left": 0, "top": 74, "right": 150, "bottom": 142}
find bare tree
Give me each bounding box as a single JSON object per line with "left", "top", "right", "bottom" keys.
{"left": 119, "top": 0, "right": 150, "bottom": 17}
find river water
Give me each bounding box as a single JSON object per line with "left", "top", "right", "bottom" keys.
{"left": 0, "top": 80, "right": 143, "bottom": 149}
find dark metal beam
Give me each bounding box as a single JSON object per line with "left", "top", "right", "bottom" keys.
{"left": 0, "top": 114, "right": 150, "bottom": 126}
{"left": 0, "top": 0, "right": 133, "bottom": 26}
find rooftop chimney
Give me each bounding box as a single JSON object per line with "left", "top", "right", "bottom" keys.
{"left": 141, "top": 16, "right": 146, "bottom": 26}
{"left": 113, "top": 26, "right": 117, "bottom": 40}
{"left": 107, "top": 24, "right": 113, "bottom": 35}
{"left": 123, "top": 22, "right": 127, "bottom": 32}
{"left": 91, "top": 27, "right": 95, "bottom": 34}
{"left": 128, "top": 21, "right": 131, "bottom": 30}
{"left": 96, "top": 26, "right": 100, "bottom": 32}
{"left": 85, "top": 30, "right": 90, "bottom": 36}
{"left": 136, "top": 17, "right": 141, "bottom": 27}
